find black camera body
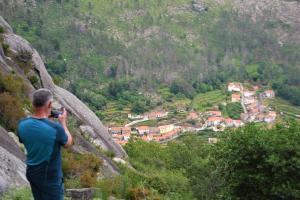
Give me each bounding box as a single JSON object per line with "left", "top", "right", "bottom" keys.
{"left": 50, "top": 109, "right": 63, "bottom": 118}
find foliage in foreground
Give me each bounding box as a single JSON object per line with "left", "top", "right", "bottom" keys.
{"left": 97, "top": 122, "right": 300, "bottom": 200}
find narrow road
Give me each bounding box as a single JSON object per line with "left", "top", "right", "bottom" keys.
{"left": 125, "top": 117, "right": 149, "bottom": 127}
{"left": 240, "top": 85, "right": 248, "bottom": 114}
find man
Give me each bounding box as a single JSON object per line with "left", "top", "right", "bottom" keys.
{"left": 18, "top": 88, "right": 72, "bottom": 200}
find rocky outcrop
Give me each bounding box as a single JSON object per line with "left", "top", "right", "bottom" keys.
{"left": 2, "top": 20, "right": 127, "bottom": 158}
{"left": 0, "top": 126, "right": 25, "bottom": 161}
{"left": 0, "top": 15, "right": 125, "bottom": 194}
{"left": 0, "top": 146, "right": 28, "bottom": 194}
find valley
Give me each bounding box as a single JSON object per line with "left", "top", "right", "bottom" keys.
{"left": 0, "top": 0, "right": 300, "bottom": 199}
{"left": 108, "top": 82, "right": 296, "bottom": 146}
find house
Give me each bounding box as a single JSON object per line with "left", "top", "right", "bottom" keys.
{"left": 128, "top": 113, "right": 144, "bottom": 120}
{"left": 256, "top": 113, "right": 265, "bottom": 122}
{"left": 228, "top": 82, "right": 242, "bottom": 92}
{"left": 249, "top": 107, "right": 259, "bottom": 115}
{"left": 244, "top": 90, "right": 255, "bottom": 97}
{"left": 149, "top": 127, "right": 160, "bottom": 134}
{"left": 136, "top": 126, "right": 150, "bottom": 135}
{"left": 244, "top": 97, "right": 256, "bottom": 105}
{"left": 233, "top": 120, "right": 243, "bottom": 127}
{"left": 141, "top": 135, "right": 153, "bottom": 142}
{"left": 187, "top": 112, "right": 198, "bottom": 120}
{"left": 231, "top": 93, "right": 241, "bottom": 102}
{"left": 122, "top": 133, "right": 131, "bottom": 141}
{"left": 253, "top": 85, "right": 260, "bottom": 91}
{"left": 109, "top": 127, "right": 131, "bottom": 135}
{"left": 206, "top": 117, "right": 224, "bottom": 127}
{"left": 206, "top": 110, "right": 222, "bottom": 117}
{"left": 225, "top": 118, "right": 234, "bottom": 127}
{"left": 264, "top": 111, "right": 277, "bottom": 123}
{"left": 158, "top": 124, "right": 175, "bottom": 134}
{"left": 122, "top": 127, "right": 131, "bottom": 134}
{"left": 147, "top": 111, "right": 168, "bottom": 119}
{"left": 241, "top": 113, "right": 249, "bottom": 121}
{"left": 208, "top": 138, "right": 218, "bottom": 144}
{"left": 109, "top": 127, "right": 122, "bottom": 134}
{"left": 264, "top": 90, "right": 275, "bottom": 98}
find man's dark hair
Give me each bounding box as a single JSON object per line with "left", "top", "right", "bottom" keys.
{"left": 32, "top": 89, "right": 53, "bottom": 108}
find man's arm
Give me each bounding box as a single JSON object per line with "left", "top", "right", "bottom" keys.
{"left": 58, "top": 108, "right": 73, "bottom": 147}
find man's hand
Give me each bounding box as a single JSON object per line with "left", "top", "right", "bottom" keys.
{"left": 58, "top": 108, "right": 73, "bottom": 147}
{"left": 58, "top": 108, "right": 67, "bottom": 126}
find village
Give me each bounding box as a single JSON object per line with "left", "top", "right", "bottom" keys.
{"left": 109, "top": 82, "right": 277, "bottom": 145}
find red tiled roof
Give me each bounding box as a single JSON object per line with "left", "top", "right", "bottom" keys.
{"left": 110, "top": 127, "right": 123, "bottom": 131}
{"left": 207, "top": 111, "right": 222, "bottom": 116}
{"left": 232, "top": 93, "right": 241, "bottom": 98}
{"left": 207, "top": 117, "right": 224, "bottom": 122}
{"left": 137, "top": 126, "right": 150, "bottom": 130}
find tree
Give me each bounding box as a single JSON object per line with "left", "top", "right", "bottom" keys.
{"left": 212, "top": 123, "right": 300, "bottom": 199}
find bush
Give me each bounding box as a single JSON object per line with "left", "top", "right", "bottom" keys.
{"left": 2, "top": 43, "right": 10, "bottom": 55}
{"left": 28, "top": 74, "right": 39, "bottom": 88}
{"left": 80, "top": 170, "right": 97, "bottom": 188}
{"left": 127, "top": 186, "right": 151, "bottom": 200}
{"left": 0, "top": 92, "right": 25, "bottom": 130}
{"left": 0, "top": 26, "right": 4, "bottom": 33}
{"left": 62, "top": 150, "right": 102, "bottom": 188}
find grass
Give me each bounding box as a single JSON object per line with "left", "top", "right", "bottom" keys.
{"left": 264, "top": 97, "right": 300, "bottom": 120}
{"left": 134, "top": 119, "right": 158, "bottom": 127}
{"left": 221, "top": 102, "right": 243, "bottom": 119}
{"left": 191, "top": 90, "right": 227, "bottom": 112}
{"left": 2, "top": 187, "right": 33, "bottom": 200}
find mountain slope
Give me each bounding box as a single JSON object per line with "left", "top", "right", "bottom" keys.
{"left": 1, "top": 0, "right": 299, "bottom": 118}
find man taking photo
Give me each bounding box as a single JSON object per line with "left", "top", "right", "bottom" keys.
{"left": 18, "top": 88, "right": 73, "bottom": 200}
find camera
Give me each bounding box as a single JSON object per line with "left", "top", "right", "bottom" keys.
{"left": 50, "top": 109, "right": 64, "bottom": 118}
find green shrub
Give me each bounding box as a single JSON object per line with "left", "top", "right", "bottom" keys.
{"left": 1, "top": 187, "right": 33, "bottom": 200}
{"left": 0, "top": 92, "right": 25, "bottom": 130}
{"left": 2, "top": 43, "right": 9, "bottom": 55}
{"left": 0, "top": 26, "right": 4, "bottom": 33}
{"left": 80, "top": 170, "right": 97, "bottom": 188}
{"left": 62, "top": 150, "right": 102, "bottom": 188}
{"left": 28, "top": 74, "right": 39, "bottom": 88}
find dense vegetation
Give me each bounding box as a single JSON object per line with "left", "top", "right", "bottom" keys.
{"left": 0, "top": 71, "right": 29, "bottom": 130}
{"left": 100, "top": 122, "right": 300, "bottom": 199}
{"left": 58, "top": 123, "right": 300, "bottom": 199}
{"left": 1, "top": 0, "right": 299, "bottom": 120}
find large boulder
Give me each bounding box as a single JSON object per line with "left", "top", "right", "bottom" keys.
{"left": 0, "top": 146, "right": 28, "bottom": 194}
{"left": 0, "top": 126, "right": 25, "bottom": 161}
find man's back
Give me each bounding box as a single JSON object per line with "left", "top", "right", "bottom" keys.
{"left": 18, "top": 118, "right": 57, "bottom": 166}
{"left": 18, "top": 117, "right": 68, "bottom": 200}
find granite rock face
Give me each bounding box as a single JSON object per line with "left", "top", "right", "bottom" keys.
{"left": 1, "top": 17, "right": 126, "bottom": 158}
{"left": 0, "top": 146, "right": 28, "bottom": 194}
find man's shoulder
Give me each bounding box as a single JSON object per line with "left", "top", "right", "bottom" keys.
{"left": 40, "top": 119, "right": 63, "bottom": 130}
{"left": 18, "top": 117, "right": 32, "bottom": 126}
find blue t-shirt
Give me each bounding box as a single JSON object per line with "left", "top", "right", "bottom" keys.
{"left": 18, "top": 117, "right": 68, "bottom": 178}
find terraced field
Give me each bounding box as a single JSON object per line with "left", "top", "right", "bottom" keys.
{"left": 102, "top": 102, "right": 130, "bottom": 125}
{"left": 264, "top": 98, "right": 300, "bottom": 120}
{"left": 191, "top": 90, "right": 227, "bottom": 112}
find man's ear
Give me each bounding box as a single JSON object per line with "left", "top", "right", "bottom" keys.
{"left": 48, "top": 101, "right": 52, "bottom": 109}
